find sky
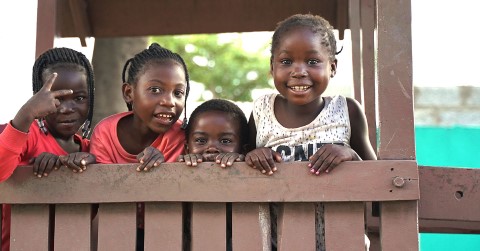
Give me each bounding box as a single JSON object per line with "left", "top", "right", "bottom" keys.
{"left": 1, "top": 0, "right": 480, "bottom": 123}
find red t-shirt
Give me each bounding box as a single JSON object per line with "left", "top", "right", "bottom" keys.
{"left": 0, "top": 121, "right": 89, "bottom": 251}
{"left": 90, "top": 111, "right": 185, "bottom": 164}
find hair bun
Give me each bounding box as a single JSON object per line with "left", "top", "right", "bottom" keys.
{"left": 149, "top": 43, "right": 163, "bottom": 50}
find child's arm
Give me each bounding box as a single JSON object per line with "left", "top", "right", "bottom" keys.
{"left": 245, "top": 113, "right": 282, "bottom": 175}
{"left": 346, "top": 97, "right": 377, "bottom": 161}
{"left": 308, "top": 98, "right": 377, "bottom": 175}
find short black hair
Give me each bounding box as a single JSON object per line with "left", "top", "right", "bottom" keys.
{"left": 32, "top": 47, "right": 95, "bottom": 138}
{"left": 186, "top": 99, "right": 249, "bottom": 148}
{"left": 271, "top": 13, "right": 338, "bottom": 62}
{"left": 121, "top": 42, "right": 190, "bottom": 114}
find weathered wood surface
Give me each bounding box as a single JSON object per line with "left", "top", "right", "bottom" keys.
{"left": 0, "top": 161, "right": 419, "bottom": 204}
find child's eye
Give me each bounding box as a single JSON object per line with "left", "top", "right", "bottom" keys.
{"left": 307, "top": 59, "right": 319, "bottom": 65}
{"left": 194, "top": 138, "right": 207, "bottom": 144}
{"left": 220, "top": 139, "right": 233, "bottom": 144}
{"left": 174, "top": 89, "right": 185, "bottom": 98}
{"left": 75, "top": 96, "right": 86, "bottom": 101}
{"left": 149, "top": 87, "right": 162, "bottom": 93}
{"left": 280, "top": 59, "right": 292, "bottom": 65}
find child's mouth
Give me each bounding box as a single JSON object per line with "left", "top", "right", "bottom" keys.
{"left": 154, "top": 113, "right": 174, "bottom": 124}
{"left": 289, "top": 85, "right": 311, "bottom": 91}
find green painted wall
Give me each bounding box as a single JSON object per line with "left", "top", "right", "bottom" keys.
{"left": 415, "top": 126, "right": 480, "bottom": 250}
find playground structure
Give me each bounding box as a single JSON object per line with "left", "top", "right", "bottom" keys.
{"left": 1, "top": 0, "right": 479, "bottom": 250}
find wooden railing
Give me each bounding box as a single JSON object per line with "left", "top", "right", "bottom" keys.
{"left": 0, "top": 160, "right": 419, "bottom": 251}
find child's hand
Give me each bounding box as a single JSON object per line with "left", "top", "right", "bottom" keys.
{"left": 308, "top": 144, "right": 361, "bottom": 175}
{"left": 136, "top": 146, "right": 164, "bottom": 172}
{"left": 178, "top": 154, "right": 203, "bottom": 167}
{"left": 58, "top": 152, "right": 96, "bottom": 173}
{"left": 215, "top": 153, "right": 245, "bottom": 168}
{"left": 245, "top": 147, "right": 282, "bottom": 175}
{"left": 30, "top": 152, "right": 61, "bottom": 178}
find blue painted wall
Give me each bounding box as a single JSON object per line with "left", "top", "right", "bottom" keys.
{"left": 415, "top": 126, "right": 480, "bottom": 250}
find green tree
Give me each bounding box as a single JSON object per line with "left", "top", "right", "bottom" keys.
{"left": 151, "top": 34, "right": 272, "bottom": 101}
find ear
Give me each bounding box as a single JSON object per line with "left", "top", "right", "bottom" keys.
{"left": 330, "top": 59, "right": 338, "bottom": 78}
{"left": 122, "top": 83, "right": 134, "bottom": 103}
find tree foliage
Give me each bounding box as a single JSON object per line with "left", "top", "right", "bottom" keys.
{"left": 151, "top": 34, "right": 272, "bottom": 101}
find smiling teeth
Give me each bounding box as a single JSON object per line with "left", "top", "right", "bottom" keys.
{"left": 290, "top": 86, "right": 310, "bottom": 91}
{"left": 156, "top": 114, "right": 173, "bottom": 119}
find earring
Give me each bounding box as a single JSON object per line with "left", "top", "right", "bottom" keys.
{"left": 81, "top": 120, "right": 91, "bottom": 138}
{"left": 36, "top": 118, "right": 48, "bottom": 135}
{"left": 181, "top": 117, "right": 188, "bottom": 130}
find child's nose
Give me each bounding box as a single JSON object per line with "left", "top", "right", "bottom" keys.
{"left": 205, "top": 146, "right": 220, "bottom": 154}
{"left": 57, "top": 100, "right": 75, "bottom": 113}
{"left": 291, "top": 64, "right": 307, "bottom": 78}
{"left": 159, "top": 93, "right": 174, "bottom": 107}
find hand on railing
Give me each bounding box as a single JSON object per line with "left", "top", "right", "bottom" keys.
{"left": 245, "top": 147, "right": 282, "bottom": 175}
{"left": 136, "top": 146, "right": 164, "bottom": 172}
{"left": 178, "top": 153, "right": 245, "bottom": 168}
{"left": 308, "top": 144, "right": 361, "bottom": 175}
{"left": 58, "top": 152, "right": 96, "bottom": 173}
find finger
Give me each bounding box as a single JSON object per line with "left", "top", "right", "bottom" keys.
{"left": 143, "top": 154, "right": 164, "bottom": 172}
{"left": 31, "top": 158, "right": 38, "bottom": 176}
{"left": 178, "top": 155, "right": 185, "bottom": 162}
{"left": 317, "top": 155, "right": 335, "bottom": 175}
{"left": 224, "top": 154, "right": 239, "bottom": 167}
{"left": 51, "top": 89, "right": 74, "bottom": 98}
{"left": 138, "top": 147, "right": 154, "bottom": 165}
{"left": 236, "top": 154, "right": 245, "bottom": 162}
{"left": 34, "top": 155, "right": 48, "bottom": 178}
{"left": 42, "top": 72, "right": 58, "bottom": 91}
{"left": 67, "top": 154, "right": 83, "bottom": 173}
{"left": 54, "top": 158, "right": 62, "bottom": 170}
{"left": 325, "top": 157, "right": 342, "bottom": 173}
{"left": 42, "top": 157, "right": 58, "bottom": 177}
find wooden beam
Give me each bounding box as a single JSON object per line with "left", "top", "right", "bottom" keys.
{"left": 35, "top": 0, "right": 56, "bottom": 58}
{"left": 0, "top": 161, "right": 419, "bottom": 204}
{"left": 68, "top": 0, "right": 92, "bottom": 46}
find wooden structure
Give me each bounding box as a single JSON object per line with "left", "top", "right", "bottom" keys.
{"left": 0, "top": 0, "right": 479, "bottom": 250}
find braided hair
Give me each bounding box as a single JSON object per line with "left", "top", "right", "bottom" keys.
{"left": 121, "top": 43, "right": 190, "bottom": 128}
{"left": 185, "top": 99, "right": 249, "bottom": 149}
{"left": 271, "top": 14, "right": 339, "bottom": 63}
{"left": 32, "top": 47, "right": 95, "bottom": 138}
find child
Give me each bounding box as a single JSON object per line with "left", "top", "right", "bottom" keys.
{"left": 89, "top": 43, "right": 190, "bottom": 250}
{"left": 245, "top": 14, "right": 377, "bottom": 250}
{"left": 0, "top": 47, "right": 96, "bottom": 251}
{"left": 177, "top": 98, "right": 248, "bottom": 251}
{"left": 178, "top": 98, "right": 249, "bottom": 167}
{"left": 90, "top": 43, "right": 189, "bottom": 169}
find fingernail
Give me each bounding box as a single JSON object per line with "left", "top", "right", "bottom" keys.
{"left": 316, "top": 171, "right": 320, "bottom": 175}
{"left": 221, "top": 164, "right": 226, "bottom": 168}
{"left": 261, "top": 170, "right": 266, "bottom": 173}
{"left": 33, "top": 172, "right": 37, "bottom": 176}
{"left": 227, "top": 162, "right": 231, "bottom": 165}
{"left": 73, "top": 170, "right": 77, "bottom": 173}
{"left": 310, "top": 169, "right": 315, "bottom": 173}
{"left": 81, "top": 159, "right": 86, "bottom": 166}
{"left": 37, "top": 175, "right": 42, "bottom": 178}
{"left": 273, "top": 167, "right": 277, "bottom": 171}
{"left": 83, "top": 167, "right": 87, "bottom": 170}
{"left": 44, "top": 173, "right": 48, "bottom": 177}
{"left": 186, "top": 162, "right": 191, "bottom": 165}
{"left": 154, "top": 163, "right": 158, "bottom": 167}
{"left": 268, "top": 171, "right": 273, "bottom": 175}
{"left": 79, "top": 169, "right": 83, "bottom": 173}
{"left": 136, "top": 168, "right": 141, "bottom": 171}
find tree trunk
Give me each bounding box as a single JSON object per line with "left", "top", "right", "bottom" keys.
{"left": 91, "top": 37, "right": 149, "bottom": 127}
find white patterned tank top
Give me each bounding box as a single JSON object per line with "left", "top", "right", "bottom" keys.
{"left": 252, "top": 93, "right": 351, "bottom": 161}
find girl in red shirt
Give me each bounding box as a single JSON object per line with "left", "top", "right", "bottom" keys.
{"left": 0, "top": 47, "right": 96, "bottom": 251}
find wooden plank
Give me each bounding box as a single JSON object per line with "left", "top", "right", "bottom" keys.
{"left": 191, "top": 203, "right": 226, "bottom": 251}
{"left": 231, "top": 203, "right": 267, "bottom": 251}
{"left": 36, "top": 0, "right": 56, "bottom": 58}
{"left": 349, "top": 0, "right": 363, "bottom": 104}
{"left": 278, "top": 203, "right": 315, "bottom": 251}
{"left": 54, "top": 204, "right": 91, "bottom": 251}
{"left": 419, "top": 166, "right": 480, "bottom": 222}
{"left": 376, "top": 0, "right": 415, "bottom": 160}
{"left": 0, "top": 161, "right": 419, "bottom": 204}
{"left": 0, "top": 204, "right": 2, "bottom": 250}
{"left": 380, "top": 201, "right": 418, "bottom": 251}
{"left": 419, "top": 219, "right": 480, "bottom": 234}
{"left": 361, "top": 0, "right": 378, "bottom": 152}
{"left": 10, "top": 204, "right": 50, "bottom": 251}
{"left": 144, "top": 202, "right": 183, "bottom": 250}
{"left": 57, "top": 0, "right": 346, "bottom": 37}
{"left": 97, "top": 203, "right": 136, "bottom": 251}
{"left": 325, "top": 202, "right": 366, "bottom": 250}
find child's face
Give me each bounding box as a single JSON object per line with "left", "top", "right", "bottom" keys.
{"left": 44, "top": 68, "right": 89, "bottom": 140}
{"left": 126, "top": 61, "right": 186, "bottom": 134}
{"left": 187, "top": 111, "right": 242, "bottom": 161}
{"left": 271, "top": 27, "right": 336, "bottom": 106}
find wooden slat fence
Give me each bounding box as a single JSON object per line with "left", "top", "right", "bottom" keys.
{"left": 0, "top": 161, "right": 418, "bottom": 250}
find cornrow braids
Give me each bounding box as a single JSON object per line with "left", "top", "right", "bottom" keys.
{"left": 32, "top": 47, "right": 95, "bottom": 138}
{"left": 121, "top": 43, "right": 190, "bottom": 129}
{"left": 271, "top": 14, "right": 338, "bottom": 62}
{"left": 186, "top": 99, "right": 249, "bottom": 148}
